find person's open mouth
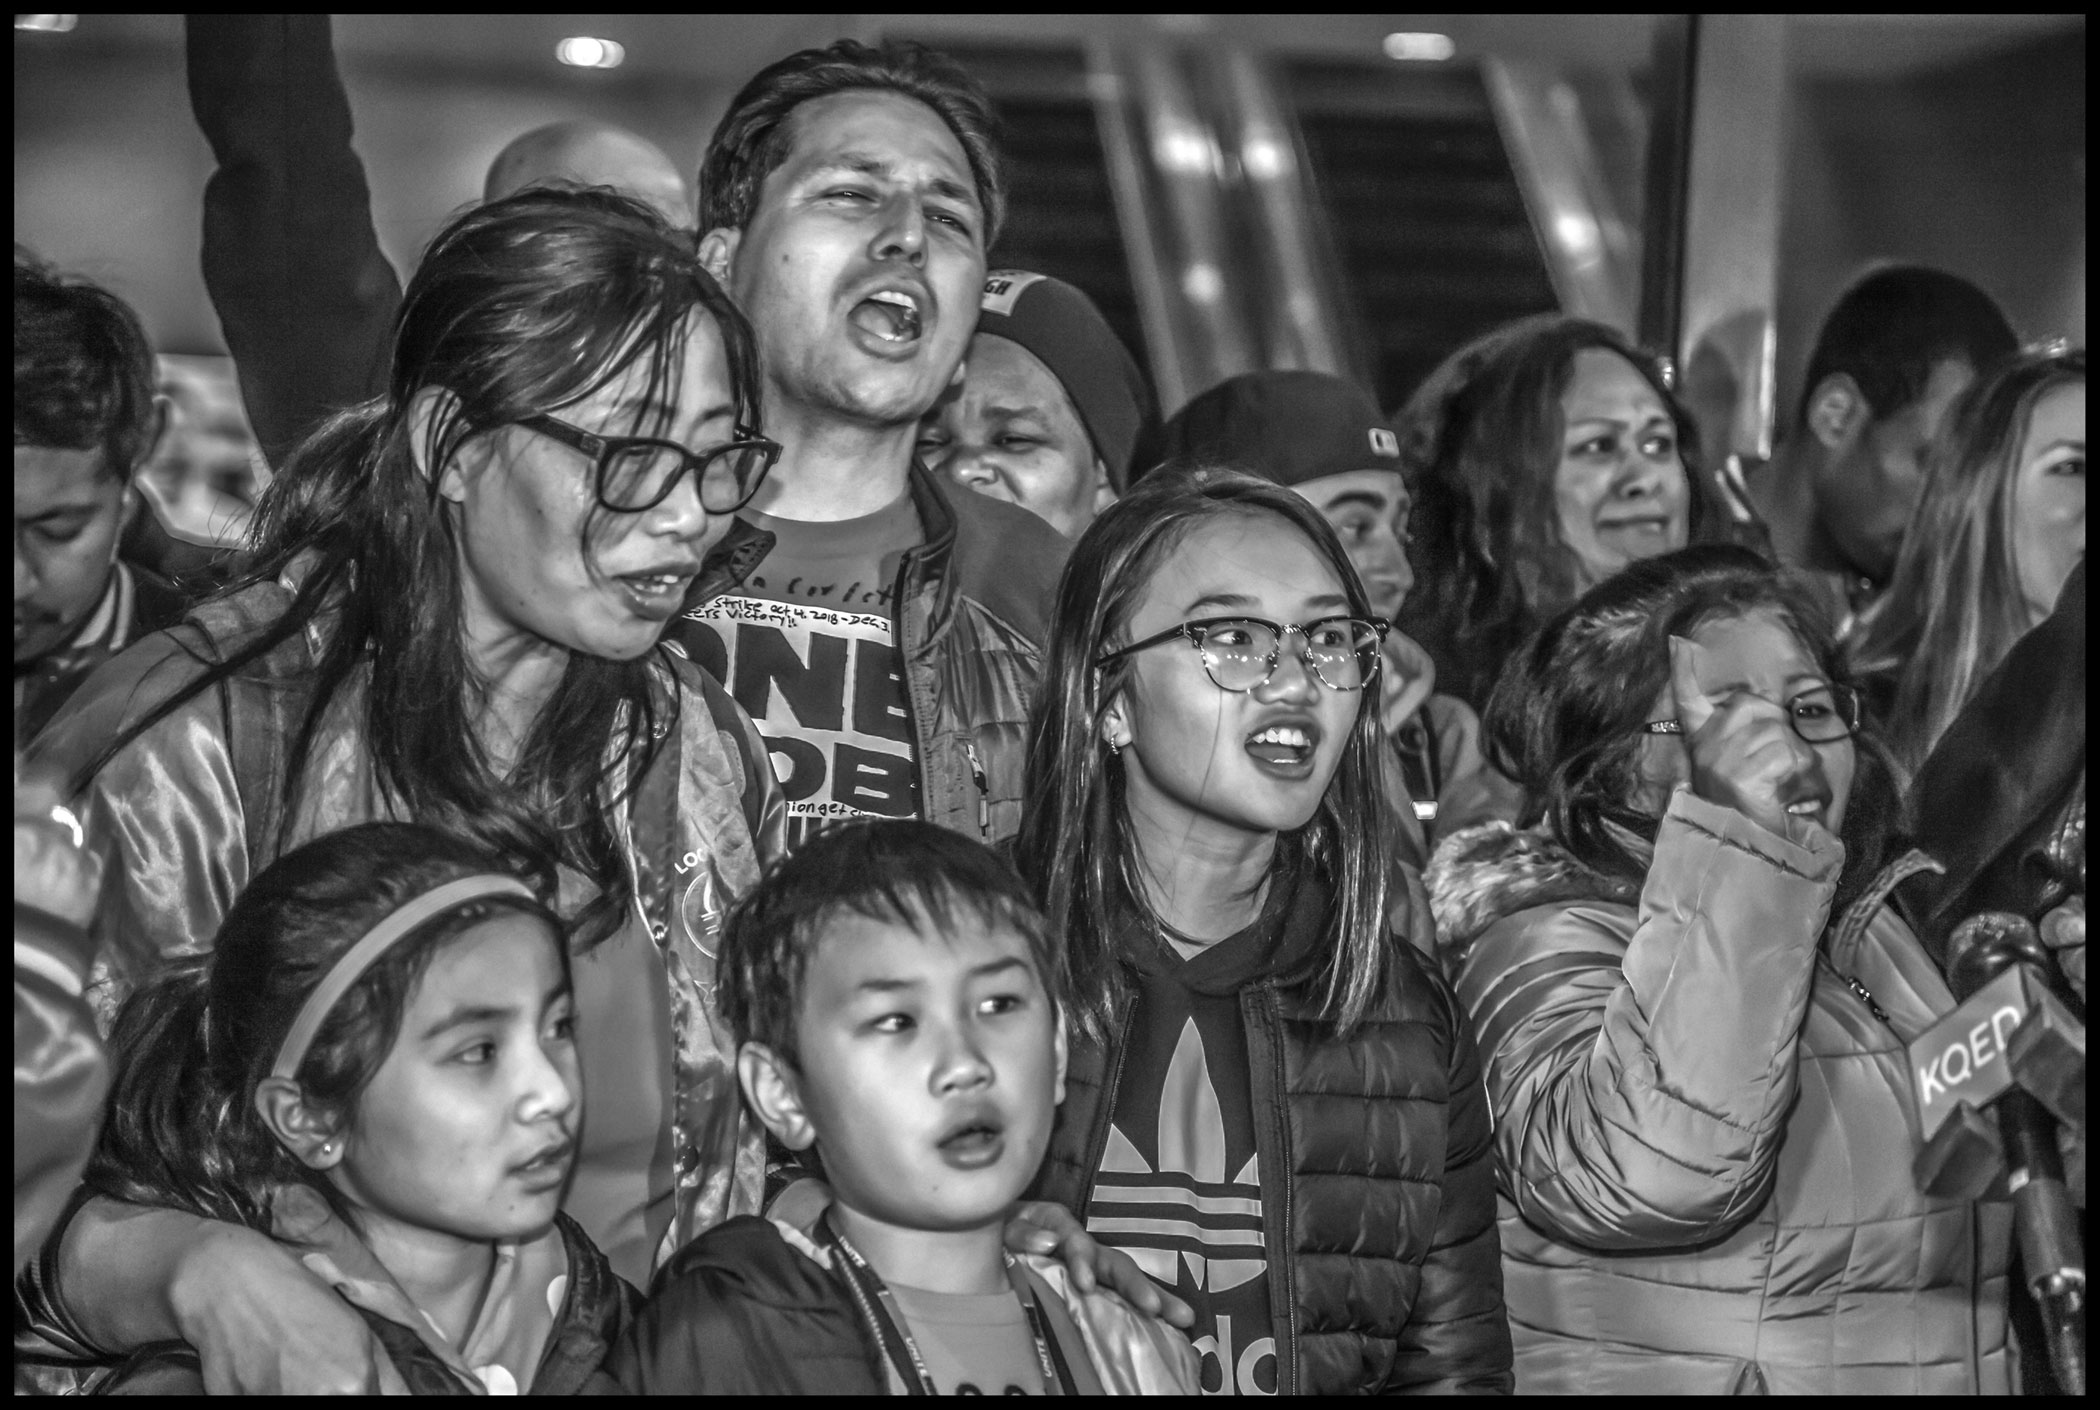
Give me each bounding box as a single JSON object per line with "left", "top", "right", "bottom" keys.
{"left": 1245, "top": 716, "right": 1322, "bottom": 780}
{"left": 936, "top": 1109, "right": 1007, "bottom": 1171}
{"left": 615, "top": 564, "right": 700, "bottom": 621}
{"left": 846, "top": 285, "right": 928, "bottom": 357}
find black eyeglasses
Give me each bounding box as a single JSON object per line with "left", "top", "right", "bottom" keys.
{"left": 1096, "top": 616, "right": 1390, "bottom": 693}
{"left": 514, "top": 413, "right": 782, "bottom": 515}
{"left": 1644, "top": 682, "right": 1865, "bottom": 745}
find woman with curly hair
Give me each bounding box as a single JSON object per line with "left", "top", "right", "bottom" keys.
{"left": 1395, "top": 315, "right": 1741, "bottom": 710}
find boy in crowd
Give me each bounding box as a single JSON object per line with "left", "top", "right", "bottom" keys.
{"left": 1747, "top": 264, "right": 2018, "bottom": 627}
{"left": 1156, "top": 369, "right": 1519, "bottom": 870}
{"left": 680, "top": 43, "right": 1069, "bottom": 850}
{"left": 14, "top": 258, "right": 189, "bottom": 743}
{"left": 919, "top": 270, "right": 1157, "bottom": 540}
{"left": 614, "top": 820, "right": 1196, "bottom": 1394}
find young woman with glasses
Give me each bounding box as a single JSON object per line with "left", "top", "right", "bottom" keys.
{"left": 1426, "top": 544, "right": 2012, "bottom": 1394}
{"left": 20, "top": 189, "right": 791, "bottom": 1390}
{"left": 1017, "top": 466, "right": 1513, "bottom": 1394}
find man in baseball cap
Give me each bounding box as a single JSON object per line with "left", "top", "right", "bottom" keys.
{"left": 919, "top": 271, "right": 1155, "bottom": 539}
{"left": 1156, "top": 370, "right": 1519, "bottom": 867}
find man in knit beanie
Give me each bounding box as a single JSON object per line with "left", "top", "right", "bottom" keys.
{"left": 919, "top": 270, "right": 1156, "bottom": 539}
{"left": 1157, "top": 370, "right": 1520, "bottom": 873}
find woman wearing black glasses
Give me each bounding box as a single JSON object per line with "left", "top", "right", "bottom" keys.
{"left": 1426, "top": 544, "right": 2012, "bottom": 1394}
{"left": 1017, "top": 466, "right": 1513, "bottom": 1394}
{"left": 21, "top": 190, "right": 789, "bottom": 1387}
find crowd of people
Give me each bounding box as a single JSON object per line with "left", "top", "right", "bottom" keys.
{"left": 14, "top": 19, "right": 2086, "bottom": 1398}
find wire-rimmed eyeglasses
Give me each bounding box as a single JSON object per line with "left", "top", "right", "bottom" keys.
{"left": 1095, "top": 615, "right": 1390, "bottom": 693}
{"left": 1643, "top": 682, "right": 1865, "bottom": 745}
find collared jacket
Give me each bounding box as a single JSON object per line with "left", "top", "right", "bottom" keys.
{"left": 1033, "top": 880, "right": 1514, "bottom": 1395}
{"left": 23, "top": 579, "right": 787, "bottom": 1285}
{"left": 678, "top": 464, "right": 1064, "bottom": 845}
{"left": 1428, "top": 788, "right": 2012, "bottom": 1395}
{"left": 886, "top": 465, "right": 1065, "bottom": 842}
{"left": 612, "top": 1215, "right": 1198, "bottom": 1395}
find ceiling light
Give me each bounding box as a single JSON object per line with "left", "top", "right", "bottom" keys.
{"left": 15, "top": 15, "right": 79, "bottom": 33}
{"left": 556, "top": 36, "right": 625, "bottom": 70}
{"left": 1382, "top": 32, "right": 1455, "bottom": 63}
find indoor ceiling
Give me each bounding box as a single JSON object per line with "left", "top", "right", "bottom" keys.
{"left": 26, "top": 13, "right": 2086, "bottom": 81}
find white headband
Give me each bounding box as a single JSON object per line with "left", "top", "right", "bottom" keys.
{"left": 270, "top": 875, "right": 537, "bottom": 1082}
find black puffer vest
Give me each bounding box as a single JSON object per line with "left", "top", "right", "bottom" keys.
{"left": 1034, "top": 880, "right": 1512, "bottom": 1394}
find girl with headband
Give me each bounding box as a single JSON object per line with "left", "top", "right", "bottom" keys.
{"left": 20, "top": 823, "right": 626, "bottom": 1394}
{"left": 21, "top": 189, "right": 786, "bottom": 1389}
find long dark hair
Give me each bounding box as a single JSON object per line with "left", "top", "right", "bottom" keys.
{"left": 88, "top": 188, "right": 762, "bottom": 943}
{"left": 1848, "top": 347, "right": 2086, "bottom": 769}
{"left": 1016, "top": 467, "right": 1397, "bottom": 1036}
{"left": 84, "top": 822, "right": 563, "bottom": 1234}
{"left": 1486, "top": 544, "right": 1904, "bottom": 914}
{"left": 1397, "top": 315, "right": 1731, "bottom": 708}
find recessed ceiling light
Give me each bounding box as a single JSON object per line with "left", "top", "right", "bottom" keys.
{"left": 1382, "top": 32, "right": 1455, "bottom": 63}
{"left": 15, "top": 15, "right": 80, "bottom": 33}
{"left": 556, "top": 36, "right": 625, "bottom": 70}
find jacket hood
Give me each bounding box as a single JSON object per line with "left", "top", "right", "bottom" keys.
{"left": 1427, "top": 822, "right": 1639, "bottom": 959}
{"left": 1116, "top": 864, "right": 1334, "bottom": 996}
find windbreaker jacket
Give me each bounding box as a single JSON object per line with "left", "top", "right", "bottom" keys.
{"left": 1035, "top": 885, "right": 1513, "bottom": 1395}
{"left": 13, "top": 903, "right": 106, "bottom": 1280}
{"left": 22, "top": 579, "right": 788, "bottom": 1285}
{"left": 1428, "top": 788, "right": 2012, "bottom": 1395}
{"left": 613, "top": 1215, "right": 1198, "bottom": 1394}
{"left": 19, "top": 1209, "right": 632, "bottom": 1394}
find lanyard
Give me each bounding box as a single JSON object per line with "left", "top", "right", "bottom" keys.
{"left": 817, "top": 1212, "right": 1078, "bottom": 1396}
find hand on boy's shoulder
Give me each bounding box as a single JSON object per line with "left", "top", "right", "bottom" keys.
{"left": 1016, "top": 1255, "right": 1202, "bottom": 1396}
{"left": 609, "top": 1216, "right": 880, "bottom": 1396}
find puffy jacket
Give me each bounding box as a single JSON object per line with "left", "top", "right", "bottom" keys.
{"left": 1428, "top": 788, "right": 2012, "bottom": 1395}
{"left": 1035, "top": 880, "right": 1513, "bottom": 1395}
{"left": 23, "top": 578, "right": 787, "bottom": 1285}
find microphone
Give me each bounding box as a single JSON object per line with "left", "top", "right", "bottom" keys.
{"left": 1911, "top": 913, "right": 2085, "bottom": 1395}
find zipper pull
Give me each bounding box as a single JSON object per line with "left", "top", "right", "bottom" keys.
{"left": 963, "top": 738, "right": 990, "bottom": 836}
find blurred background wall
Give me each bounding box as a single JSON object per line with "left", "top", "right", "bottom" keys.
{"left": 15, "top": 13, "right": 2085, "bottom": 419}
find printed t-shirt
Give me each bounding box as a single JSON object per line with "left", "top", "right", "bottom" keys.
{"left": 1086, "top": 891, "right": 1293, "bottom": 1396}
{"left": 676, "top": 496, "right": 922, "bottom": 847}
{"left": 885, "top": 1269, "right": 1103, "bottom": 1395}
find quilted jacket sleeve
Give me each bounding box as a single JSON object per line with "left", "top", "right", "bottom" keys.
{"left": 184, "top": 14, "right": 399, "bottom": 469}
{"left": 1385, "top": 955, "right": 1514, "bottom": 1393}
{"left": 1455, "top": 788, "right": 1841, "bottom": 1252}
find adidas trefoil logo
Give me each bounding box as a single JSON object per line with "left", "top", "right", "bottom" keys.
{"left": 1091, "top": 1018, "right": 1264, "bottom": 1292}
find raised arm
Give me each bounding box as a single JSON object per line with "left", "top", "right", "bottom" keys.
{"left": 183, "top": 13, "right": 399, "bottom": 469}
{"left": 1457, "top": 787, "right": 1839, "bottom": 1250}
